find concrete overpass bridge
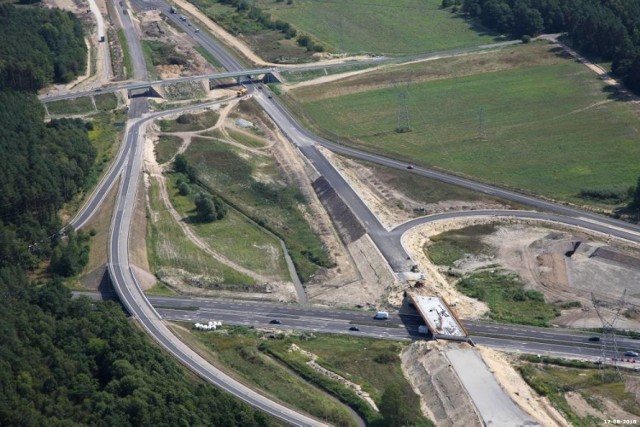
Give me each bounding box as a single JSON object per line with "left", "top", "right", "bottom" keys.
{"left": 41, "top": 67, "right": 279, "bottom": 102}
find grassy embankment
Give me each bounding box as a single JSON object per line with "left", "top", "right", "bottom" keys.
{"left": 346, "top": 158, "right": 531, "bottom": 210}
{"left": 174, "top": 325, "right": 358, "bottom": 426}
{"left": 94, "top": 93, "right": 118, "bottom": 111}
{"left": 288, "top": 42, "right": 640, "bottom": 208}
{"left": 174, "top": 325, "right": 432, "bottom": 426}
{"left": 154, "top": 134, "right": 183, "bottom": 164}
{"left": 47, "top": 97, "right": 95, "bottom": 115}
{"left": 159, "top": 110, "right": 219, "bottom": 132}
{"left": 427, "top": 225, "right": 560, "bottom": 326}
{"left": 146, "top": 177, "right": 257, "bottom": 288}
{"left": 182, "top": 136, "right": 332, "bottom": 282}
{"left": 140, "top": 40, "right": 159, "bottom": 80}
{"left": 517, "top": 355, "right": 640, "bottom": 424}
{"left": 117, "top": 29, "right": 133, "bottom": 79}
{"left": 47, "top": 93, "right": 118, "bottom": 116}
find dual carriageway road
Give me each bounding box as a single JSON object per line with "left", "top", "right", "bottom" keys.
{"left": 63, "top": 0, "right": 640, "bottom": 423}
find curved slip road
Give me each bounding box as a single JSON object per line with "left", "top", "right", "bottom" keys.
{"left": 107, "top": 102, "right": 327, "bottom": 427}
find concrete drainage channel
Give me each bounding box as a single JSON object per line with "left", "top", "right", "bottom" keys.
{"left": 445, "top": 346, "right": 540, "bottom": 426}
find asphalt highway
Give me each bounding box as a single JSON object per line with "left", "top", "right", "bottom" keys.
{"left": 69, "top": 98, "right": 148, "bottom": 231}
{"left": 144, "top": 294, "right": 640, "bottom": 358}
{"left": 157, "top": 302, "right": 620, "bottom": 360}
{"left": 118, "top": 1, "right": 147, "bottom": 81}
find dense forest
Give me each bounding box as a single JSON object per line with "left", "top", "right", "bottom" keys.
{"left": 458, "top": 0, "right": 640, "bottom": 92}
{"left": 0, "top": 3, "right": 86, "bottom": 90}
{"left": 0, "top": 274, "right": 268, "bottom": 426}
{"left": 0, "top": 3, "right": 271, "bottom": 425}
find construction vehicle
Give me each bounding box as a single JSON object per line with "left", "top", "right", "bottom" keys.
{"left": 237, "top": 87, "right": 248, "bottom": 97}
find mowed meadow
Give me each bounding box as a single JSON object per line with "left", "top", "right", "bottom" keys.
{"left": 257, "top": 0, "right": 500, "bottom": 54}
{"left": 288, "top": 42, "right": 640, "bottom": 203}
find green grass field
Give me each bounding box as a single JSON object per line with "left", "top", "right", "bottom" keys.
{"left": 146, "top": 177, "right": 257, "bottom": 288}
{"left": 165, "top": 174, "right": 290, "bottom": 281}
{"left": 289, "top": 43, "right": 640, "bottom": 205}
{"left": 257, "top": 0, "right": 500, "bottom": 55}
{"left": 94, "top": 93, "right": 118, "bottom": 111}
{"left": 178, "top": 326, "right": 359, "bottom": 426}
{"left": 47, "top": 97, "right": 95, "bottom": 115}
{"left": 154, "top": 134, "right": 183, "bottom": 164}
{"left": 183, "top": 137, "right": 332, "bottom": 282}
{"left": 458, "top": 270, "right": 560, "bottom": 326}
{"left": 427, "top": 224, "right": 496, "bottom": 265}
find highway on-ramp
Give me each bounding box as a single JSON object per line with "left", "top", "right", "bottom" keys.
{"left": 107, "top": 102, "right": 327, "bottom": 427}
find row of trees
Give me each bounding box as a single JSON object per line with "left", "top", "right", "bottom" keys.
{"left": 457, "top": 0, "right": 640, "bottom": 92}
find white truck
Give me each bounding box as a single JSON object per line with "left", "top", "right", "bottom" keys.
{"left": 373, "top": 311, "right": 389, "bottom": 320}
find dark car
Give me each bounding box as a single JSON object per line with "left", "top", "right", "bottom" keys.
{"left": 624, "top": 351, "right": 639, "bottom": 357}
{"left": 268, "top": 95, "right": 273, "bottom": 99}
{"left": 588, "top": 336, "right": 600, "bottom": 342}
{"left": 269, "top": 319, "right": 281, "bottom": 324}
{"left": 407, "top": 164, "right": 414, "bottom": 169}
{"left": 349, "top": 326, "right": 360, "bottom": 331}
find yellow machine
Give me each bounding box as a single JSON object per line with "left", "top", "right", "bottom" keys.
{"left": 237, "top": 87, "right": 248, "bottom": 97}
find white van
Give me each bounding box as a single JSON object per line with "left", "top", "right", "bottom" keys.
{"left": 374, "top": 311, "right": 389, "bottom": 320}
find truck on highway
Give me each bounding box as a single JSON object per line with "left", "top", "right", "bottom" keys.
{"left": 170, "top": 6, "right": 176, "bottom": 13}
{"left": 237, "top": 87, "right": 248, "bottom": 97}
{"left": 373, "top": 311, "right": 389, "bottom": 320}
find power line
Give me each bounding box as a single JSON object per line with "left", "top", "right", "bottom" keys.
{"left": 592, "top": 289, "right": 627, "bottom": 382}
{"left": 477, "top": 106, "right": 486, "bottom": 140}
{"left": 392, "top": 76, "right": 412, "bottom": 134}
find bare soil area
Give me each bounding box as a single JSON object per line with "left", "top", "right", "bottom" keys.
{"left": 138, "top": 10, "right": 216, "bottom": 78}
{"left": 401, "top": 341, "right": 482, "bottom": 426}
